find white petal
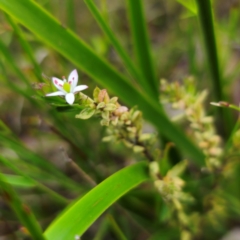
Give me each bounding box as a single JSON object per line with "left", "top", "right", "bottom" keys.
{"left": 52, "top": 77, "right": 66, "bottom": 93}
{"left": 65, "top": 93, "right": 75, "bottom": 105}
{"left": 73, "top": 85, "right": 88, "bottom": 93}
{"left": 46, "top": 91, "right": 66, "bottom": 97}
{"left": 68, "top": 69, "right": 78, "bottom": 92}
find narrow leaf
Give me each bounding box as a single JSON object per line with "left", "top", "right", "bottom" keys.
{"left": 126, "top": 0, "right": 158, "bottom": 98}
{"left": 84, "top": 0, "right": 152, "bottom": 96}
{"left": 0, "top": 174, "right": 46, "bottom": 240}
{"left": 0, "top": 174, "right": 36, "bottom": 188}
{"left": 195, "top": 0, "right": 233, "bottom": 134}
{"left": 44, "top": 162, "right": 150, "bottom": 240}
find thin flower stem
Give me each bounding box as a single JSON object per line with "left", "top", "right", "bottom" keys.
{"left": 60, "top": 146, "right": 96, "bottom": 187}
{"left": 65, "top": 158, "right": 96, "bottom": 187}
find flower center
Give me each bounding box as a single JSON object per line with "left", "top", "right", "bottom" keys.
{"left": 63, "top": 82, "right": 71, "bottom": 93}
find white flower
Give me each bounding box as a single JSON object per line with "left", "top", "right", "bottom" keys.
{"left": 46, "top": 69, "right": 88, "bottom": 105}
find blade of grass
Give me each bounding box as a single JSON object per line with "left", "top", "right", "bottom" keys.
{"left": 0, "top": 174, "right": 46, "bottom": 240}
{"left": 107, "top": 214, "right": 127, "bottom": 240}
{"left": 126, "top": 0, "right": 158, "bottom": 99}
{"left": 0, "top": 39, "right": 31, "bottom": 89}
{"left": 177, "top": 0, "right": 197, "bottom": 15}
{"left": 66, "top": 0, "right": 76, "bottom": 31}
{"left": 0, "top": 155, "right": 69, "bottom": 205}
{"left": 84, "top": 0, "right": 153, "bottom": 97}
{"left": 0, "top": 39, "right": 35, "bottom": 102}
{"left": 44, "top": 161, "right": 150, "bottom": 240}
{"left": 93, "top": 216, "right": 109, "bottom": 240}
{"left": 0, "top": 1, "right": 205, "bottom": 166}
{"left": 0, "top": 64, "right": 30, "bottom": 100}
{"left": 195, "top": 0, "right": 233, "bottom": 136}
{"left": 0, "top": 174, "right": 36, "bottom": 188}
{"left": 5, "top": 14, "right": 43, "bottom": 82}
{"left": 0, "top": 134, "right": 80, "bottom": 190}
{"left": 195, "top": 0, "right": 222, "bottom": 101}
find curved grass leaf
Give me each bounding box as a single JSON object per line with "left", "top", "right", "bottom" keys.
{"left": 44, "top": 162, "right": 150, "bottom": 240}
{"left": 0, "top": 0, "right": 205, "bottom": 166}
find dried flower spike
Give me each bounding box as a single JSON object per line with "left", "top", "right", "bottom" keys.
{"left": 46, "top": 69, "right": 88, "bottom": 105}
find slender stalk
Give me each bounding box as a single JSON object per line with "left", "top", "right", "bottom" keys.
{"left": 107, "top": 214, "right": 127, "bottom": 240}
{"left": 93, "top": 216, "right": 109, "bottom": 240}
{"left": 60, "top": 147, "right": 96, "bottom": 187}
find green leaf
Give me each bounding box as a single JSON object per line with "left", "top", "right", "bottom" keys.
{"left": 195, "top": 0, "right": 233, "bottom": 134}
{"left": 84, "top": 0, "right": 151, "bottom": 96}
{"left": 76, "top": 107, "right": 96, "bottom": 119}
{"left": 0, "top": 174, "right": 36, "bottom": 188}
{"left": 0, "top": 39, "right": 35, "bottom": 102}
{"left": 0, "top": 174, "right": 46, "bottom": 240}
{"left": 5, "top": 14, "right": 43, "bottom": 82}
{"left": 44, "top": 162, "right": 150, "bottom": 240}
{"left": 93, "top": 86, "right": 101, "bottom": 102}
{"left": 126, "top": 0, "right": 158, "bottom": 99}
{"left": 195, "top": 0, "right": 221, "bottom": 101}
{"left": 177, "top": 0, "right": 197, "bottom": 15}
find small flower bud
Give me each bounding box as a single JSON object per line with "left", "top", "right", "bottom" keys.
{"left": 98, "top": 89, "right": 109, "bottom": 103}
{"left": 114, "top": 106, "right": 128, "bottom": 116}
{"left": 104, "top": 103, "right": 117, "bottom": 111}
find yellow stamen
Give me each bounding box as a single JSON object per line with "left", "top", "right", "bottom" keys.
{"left": 63, "top": 82, "right": 71, "bottom": 93}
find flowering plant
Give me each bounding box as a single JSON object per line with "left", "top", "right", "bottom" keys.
{"left": 46, "top": 69, "right": 88, "bottom": 105}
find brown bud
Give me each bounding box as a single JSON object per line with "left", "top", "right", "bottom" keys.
{"left": 98, "top": 89, "right": 109, "bottom": 103}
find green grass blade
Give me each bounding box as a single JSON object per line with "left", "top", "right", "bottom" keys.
{"left": 0, "top": 174, "right": 46, "bottom": 240}
{"left": 107, "top": 215, "right": 127, "bottom": 240}
{"left": 0, "top": 39, "right": 33, "bottom": 100}
{"left": 5, "top": 14, "right": 43, "bottom": 82}
{"left": 195, "top": 0, "right": 233, "bottom": 135}
{"left": 44, "top": 162, "right": 150, "bottom": 240}
{"left": 0, "top": 39, "right": 30, "bottom": 88}
{"left": 177, "top": 0, "right": 197, "bottom": 14}
{"left": 0, "top": 174, "right": 36, "bottom": 188}
{"left": 0, "top": 0, "right": 205, "bottom": 166}
{"left": 84, "top": 0, "right": 152, "bottom": 96}
{"left": 0, "top": 134, "right": 80, "bottom": 190}
{"left": 66, "top": 0, "right": 76, "bottom": 31}
{"left": 0, "top": 155, "right": 69, "bottom": 205}
{"left": 126, "top": 0, "right": 158, "bottom": 98}
{"left": 195, "top": 0, "right": 222, "bottom": 101}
